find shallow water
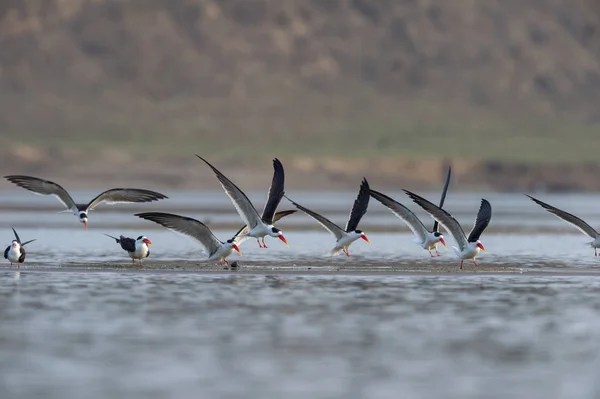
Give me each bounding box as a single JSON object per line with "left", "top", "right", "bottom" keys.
{"left": 2, "top": 190, "right": 600, "bottom": 398}
{"left": 2, "top": 272, "right": 600, "bottom": 398}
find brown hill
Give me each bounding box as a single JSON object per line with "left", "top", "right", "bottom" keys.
{"left": 1, "top": 0, "right": 600, "bottom": 190}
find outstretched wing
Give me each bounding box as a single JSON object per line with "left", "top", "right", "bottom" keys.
{"left": 234, "top": 209, "right": 297, "bottom": 245}
{"left": 404, "top": 189, "right": 469, "bottom": 251}
{"left": 4, "top": 175, "right": 76, "bottom": 210}
{"left": 11, "top": 227, "right": 21, "bottom": 245}
{"left": 196, "top": 155, "right": 263, "bottom": 230}
{"left": 21, "top": 239, "right": 36, "bottom": 247}
{"left": 135, "top": 212, "right": 223, "bottom": 257}
{"left": 345, "top": 178, "right": 370, "bottom": 232}
{"left": 466, "top": 199, "right": 492, "bottom": 242}
{"left": 86, "top": 189, "right": 168, "bottom": 211}
{"left": 369, "top": 189, "right": 429, "bottom": 243}
{"left": 261, "top": 158, "right": 285, "bottom": 224}
{"left": 433, "top": 165, "right": 452, "bottom": 232}
{"left": 285, "top": 196, "right": 345, "bottom": 240}
{"left": 526, "top": 194, "right": 596, "bottom": 239}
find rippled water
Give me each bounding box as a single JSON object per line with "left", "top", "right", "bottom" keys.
{"left": 2, "top": 272, "right": 600, "bottom": 398}
{"left": 3, "top": 190, "right": 600, "bottom": 398}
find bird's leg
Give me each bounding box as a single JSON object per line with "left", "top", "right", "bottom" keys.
{"left": 435, "top": 248, "right": 441, "bottom": 257}
{"left": 9, "top": 263, "right": 12, "bottom": 269}
{"left": 460, "top": 260, "right": 464, "bottom": 270}
{"left": 131, "top": 258, "right": 135, "bottom": 265}
{"left": 473, "top": 259, "right": 479, "bottom": 267}
{"left": 18, "top": 263, "right": 20, "bottom": 270}
{"left": 344, "top": 247, "right": 350, "bottom": 257}
{"left": 224, "top": 259, "right": 230, "bottom": 265}
{"left": 257, "top": 239, "right": 263, "bottom": 248}
{"left": 428, "top": 250, "right": 434, "bottom": 258}
{"left": 595, "top": 248, "right": 597, "bottom": 257}
{"left": 262, "top": 237, "right": 268, "bottom": 248}
{"left": 219, "top": 260, "right": 223, "bottom": 265}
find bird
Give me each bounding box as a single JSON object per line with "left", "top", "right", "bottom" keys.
{"left": 233, "top": 210, "right": 297, "bottom": 247}
{"left": 135, "top": 212, "right": 242, "bottom": 265}
{"left": 104, "top": 234, "right": 153, "bottom": 266}
{"left": 4, "top": 227, "right": 36, "bottom": 269}
{"left": 370, "top": 166, "right": 451, "bottom": 257}
{"left": 285, "top": 178, "right": 371, "bottom": 257}
{"left": 4, "top": 175, "right": 168, "bottom": 229}
{"left": 195, "top": 156, "right": 289, "bottom": 248}
{"left": 404, "top": 190, "right": 491, "bottom": 270}
{"left": 526, "top": 194, "right": 600, "bottom": 256}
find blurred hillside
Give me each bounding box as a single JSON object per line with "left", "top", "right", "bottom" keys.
{"left": 1, "top": 0, "right": 600, "bottom": 191}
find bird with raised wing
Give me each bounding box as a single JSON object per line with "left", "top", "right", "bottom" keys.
{"left": 526, "top": 194, "right": 600, "bottom": 256}
{"left": 4, "top": 175, "right": 168, "bottom": 229}
{"left": 370, "top": 166, "right": 451, "bottom": 257}
{"left": 286, "top": 178, "right": 371, "bottom": 257}
{"left": 404, "top": 190, "right": 491, "bottom": 269}
{"left": 4, "top": 227, "right": 36, "bottom": 269}
{"left": 104, "top": 234, "right": 153, "bottom": 266}
{"left": 196, "top": 156, "right": 289, "bottom": 248}
{"left": 135, "top": 212, "right": 242, "bottom": 265}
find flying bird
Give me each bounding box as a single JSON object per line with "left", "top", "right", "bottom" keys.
{"left": 196, "top": 156, "right": 289, "bottom": 248}
{"left": 135, "top": 212, "right": 242, "bottom": 265}
{"left": 370, "top": 166, "right": 451, "bottom": 257}
{"left": 4, "top": 227, "right": 36, "bottom": 269}
{"left": 526, "top": 194, "right": 600, "bottom": 256}
{"left": 4, "top": 175, "right": 168, "bottom": 229}
{"left": 286, "top": 178, "right": 371, "bottom": 257}
{"left": 104, "top": 234, "right": 153, "bottom": 266}
{"left": 404, "top": 190, "right": 491, "bottom": 269}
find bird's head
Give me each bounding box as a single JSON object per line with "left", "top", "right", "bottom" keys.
{"left": 11, "top": 240, "right": 19, "bottom": 249}
{"left": 476, "top": 240, "right": 486, "bottom": 252}
{"left": 78, "top": 212, "right": 88, "bottom": 230}
{"left": 137, "top": 235, "right": 153, "bottom": 246}
{"left": 270, "top": 226, "right": 289, "bottom": 247}
{"left": 433, "top": 231, "right": 446, "bottom": 247}
{"left": 226, "top": 239, "right": 242, "bottom": 255}
{"left": 354, "top": 229, "right": 370, "bottom": 244}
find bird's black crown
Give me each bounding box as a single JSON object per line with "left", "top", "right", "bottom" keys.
{"left": 79, "top": 213, "right": 87, "bottom": 219}
{"left": 433, "top": 232, "right": 442, "bottom": 237}
{"left": 271, "top": 227, "right": 281, "bottom": 233}
{"left": 354, "top": 229, "right": 363, "bottom": 234}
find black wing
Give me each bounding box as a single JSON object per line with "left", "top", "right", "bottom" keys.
{"left": 526, "top": 194, "right": 598, "bottom": 238}
{"left": 18, "top": 247, "right": 26, "bottom": 263}
{"left": 261, "top": 158, "right": 285, "bottom": 224}
{"left": 119, "top": 236, "right": 137, "bottom": 253}
{"left": 466, "top": 199, "right": 492, "bottom": 242}
{"left": 345, "top": 178, "right": 370, "bottom": 232}
{"left": 11, "top": 227, "right": 21, "bottom": 244}
{"left": 433, "top": 165, "right": 452, "bottom": 232}
{"left": 86, "top": 189, "right": 168, "bottom": 211}
{"left": 21, "top": 239, "right": 36, "bottom": 246}
{"left": 3, "top": 246, "right": 8, "bottom": 260}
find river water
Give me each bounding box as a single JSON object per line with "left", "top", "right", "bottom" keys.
{"left": 1, "top": 189, "right": 600, "bottom": 398}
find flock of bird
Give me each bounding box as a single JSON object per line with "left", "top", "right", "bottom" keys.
{"left": 2, "top": 155, "right": 599, "bottom": 270}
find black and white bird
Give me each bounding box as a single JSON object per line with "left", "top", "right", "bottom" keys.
{"left": 404, "top": 190, "right": 491, "bottom": 269}
{"left": 286, "top": 179, "right": 371, "bottom": 256}
{"left": 135, "top": 212, "right": 242, "bottom": 265}
{"left": 196, "top": 156, "right": 289, "bottom": 248}
{"left": 4, "top": 175, "right": 168, "bottom": 229}
{"left": 4, "top": 227, "right": 36, "bottom": 269}
{"left": 104, "top": 234, "right": 153, "bottom": 266}
{"left": 370, "top": 166, "right": 451, "bottom": 257}
{"left": 526, "top": 195, "right": 600, "bottom": 256}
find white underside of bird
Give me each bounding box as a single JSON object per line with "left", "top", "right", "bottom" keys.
{"left": 206, "top": 245, "right": 238, "bottom": 263}
{"left": 6, "top": 244, "right": 21, "bottom": 264}
{"left": 330, "top": 231, "right": 367, "bottom": 256}
{"left": 128, "top": 243, "right": 149, "bottom": 260}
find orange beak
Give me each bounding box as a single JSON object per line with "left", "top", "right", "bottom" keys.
{"left": 477, "top": 242, "right": 486, "bottom": 252}
{"left": 440, "top": 238, "right": 447, "bottom": 248}
{"left": 233, "top": 243, "right": 242, "bottom": 255}
{"left": 361, "top": 234, "right": 370, "bottom": 244}
{"left": 143, "top": 238, "right": 153, "bottom": 245}
{"left": 12, "top": 243, "right": 17, "bottom": 248}
{"left": 83, "top": 220, "right": 88, "bottom": 231}
{"left": 279, "top": 235, "right": 289, "bottom": 247}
